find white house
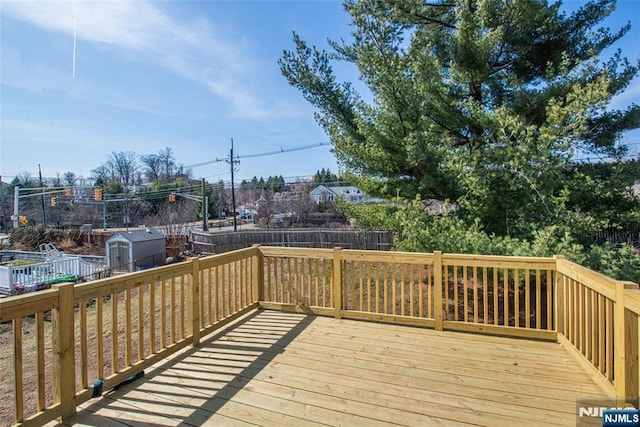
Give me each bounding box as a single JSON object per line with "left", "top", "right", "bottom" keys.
{"left": 309, "top": 185, "right": 364, "bottom": 204}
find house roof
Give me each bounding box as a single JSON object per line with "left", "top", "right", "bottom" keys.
{"left": 107, "top": 229, "right": 165, "bottom": 243}
{"left": 310, "top": 185, "right": 362, "bottom": 196}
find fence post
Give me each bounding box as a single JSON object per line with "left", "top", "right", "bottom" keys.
{"left": 52, "top": 282, "right": 76, "bottom": 419}
{"left": 191, "top": 257, "right": 201, "bottom": 346}
{"left": 553, "top": 255, "right": 565, "bottom": 335}
{"left": 434, "top": 251, "right": 443, "bottom": 331}
{"left": 253, "top": 244, "right": 264, "bottom": 303}
{"left": 333, "top": 247, "right": 343, "bottom": 320}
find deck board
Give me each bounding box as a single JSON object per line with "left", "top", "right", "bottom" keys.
{"left": 64, "top": 309, "right": 609, "bottom": 426}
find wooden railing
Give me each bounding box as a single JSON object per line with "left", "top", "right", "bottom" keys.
{"left": 555, "top": 256, "right": 640, "bottom": 402}
{"left": 0, "top": 247, "right": 260, "bottom": 427}
{"left": 1, "top": 245, "right": 639, "bottom": 426}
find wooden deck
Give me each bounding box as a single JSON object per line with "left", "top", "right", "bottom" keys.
{"left": 60, "top": 309, "right": 607, "bottom": 426}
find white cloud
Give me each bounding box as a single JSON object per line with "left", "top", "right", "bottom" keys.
{"left": 1, "top": 0, "right": 276, "bottom": 118}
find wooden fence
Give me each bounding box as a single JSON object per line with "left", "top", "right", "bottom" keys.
{"left": 190, "top": 229, "right": 394, "bottom": 254}
{"left": 581, "top": 224, "right": 640, "bottom": 246}
{"left": 1, "top": 245, "right": 640, "bottom": 426}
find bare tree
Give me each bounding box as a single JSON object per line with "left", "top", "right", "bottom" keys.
{"left": 91, "top": 151, "right": 139, "bottom": 188}
{"left": 144, "top": 200, "right": 197, "bottom": 236}
{"left": 287, "top": 187, "right": 315, "bottom": 225}
{"left": 158, "top": 147, "right": 176, "bottom": 179}
{"left": 91, "top": 164, "right": 112, "bottom": 184}
{"left": 63, "top": 171, "right": 77, "bottom": 187}
{"left": 256, "top": 192, "right": 278, "bottom": 228}
{"left": 51, "top": 173, "right": 63, "bottom": 187}
{"left": 140, "top": 154, "right": 162, "bottom": 181}
{"left": 108, "top": 151, "right": 138, "bottom": 188}
{"left": 215, "top": 180, "right": 229, "bottom": 218}
{"left": 14, "top": 172, "right": 37, "bottom": 187}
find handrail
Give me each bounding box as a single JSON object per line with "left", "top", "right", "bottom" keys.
{"left": 1, "top": 245, "right": 639, "bottom": 426}
{"left": 555, "top": 257, "right": 639, "bottom": 401}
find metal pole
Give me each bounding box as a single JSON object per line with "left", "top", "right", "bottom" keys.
{"left": 103, "top": 200, "right": 107, "bottom": 231}
{"left": 0, "top": 175, "right": 6, "bottom": 232}
{"left": 230, "top": 138, "right": 237, "bottom": 232}
{"left": 13, "top": 186, "right": 19, "bottom": 229}
{"left": 201, "top": 178, "right": 208, "bottom": 232}
{"left": 39, "top": 164, "right": 47, "bottom": 228}
{"left": 204, "top": 196, "right": 209, "bottom": 232}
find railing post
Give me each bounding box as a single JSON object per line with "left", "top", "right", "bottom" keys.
{"left": 332, "top": 247, "right": 343, "bottom": 320}
{"left": 622, "top": 281, "right": 639, "bottom": 404}
{"left": 52, "top": 282, "right": 76, "bottom": 419}
{"left": 615, "top": 281, "right": 639, "bottom": 402}
{"left": 253, "top": 244, "right": 264, "bottom": 303}
{"left": 434, "top": 251, "right": 443, "bottom": 331}
{"left": 615, "top": 281, "right": 626, "bottom": 401}
{"left": 553, "top": 255, "right": 565, "bottom": 335}
{"left": 190, "top": 257, "right": 200, "bottom": 346}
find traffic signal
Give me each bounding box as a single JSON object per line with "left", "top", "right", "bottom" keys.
{"left": 50, "top": 196, "right": 57, "bottom": 207}
{"left": 65, "top": 187, "right": 72, "bottom": 196}
{"left": 168, "top": 193, "right": 176, "bottom": 202}
{"left": 94, "top": 188, "right": 103, "bottom": 201}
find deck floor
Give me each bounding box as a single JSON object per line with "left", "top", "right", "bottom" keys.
{"left": 62, "top": 310, "right": 608, "bottom": 426}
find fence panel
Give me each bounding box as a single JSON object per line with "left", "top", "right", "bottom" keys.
{"left": 259, "top": 247, "right": 334, "bottom": 313}
{"left": 190, "top": 229, "right": 394, "bottom": 254}
{"left": 199, "top": 248, "right": 259, "bottom": 329}
{"left": 340, "top": 250, "right": 435, "bottom": 320}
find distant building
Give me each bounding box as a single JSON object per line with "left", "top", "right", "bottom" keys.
{"left": 309, "top": 185, "right": 364, "bottom": 204}
{"left": 106, "top": 229, "right": 166, "bottom": 272}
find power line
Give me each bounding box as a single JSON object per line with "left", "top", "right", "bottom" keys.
{"left": 184, "top": 142, "right": 332, "bottom": 169}
{"left": 239, "top": 142, "right": 331, "bottom": 159}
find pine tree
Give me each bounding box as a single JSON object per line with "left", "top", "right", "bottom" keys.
{"left": 280, "top": 0, "right": 639, "bottom": 237}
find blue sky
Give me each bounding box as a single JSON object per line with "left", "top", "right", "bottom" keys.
{"left": 1, "top": 0, "right": 638, "bottom": 184}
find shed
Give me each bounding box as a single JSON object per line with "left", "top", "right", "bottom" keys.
{"left": 106, "top": 229, "right": 166, "bottom": 272}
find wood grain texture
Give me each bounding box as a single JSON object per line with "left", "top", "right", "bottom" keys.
{"left": 67, "top": 310, "right": 608, "bottom": 427}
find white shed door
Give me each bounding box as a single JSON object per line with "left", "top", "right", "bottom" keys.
{"left": 110, "top": 241, "right": 129, "bottom": 271}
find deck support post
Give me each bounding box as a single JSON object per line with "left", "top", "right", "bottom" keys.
{"left": 190, "top": 257, "right": 201, "bottom": 346}
{"left": 253, "top": 244, "right": 264, "bottom": 302}
{"left": 553, "top": 255, "right": 565, "bottom": 335}
{"left": 434, "top": 251, "right": 443, "bottom": 331}
{"left": 52, "top": 282, "right": 76, "bottom": 420}
{"left": 333, "top": 247, "right": 343, "bottom": 320}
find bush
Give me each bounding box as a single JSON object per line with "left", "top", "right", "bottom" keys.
{"left": 584, "top": 243, "right": 640, "bottom": 284}
{"left": 345, "top": 198, "right": 639, "bottom": 283}
{"left": 10, "top": 226, "right": 83, "bottom": 251}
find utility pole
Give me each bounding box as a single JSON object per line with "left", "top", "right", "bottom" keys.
{"left": 201, "top": 178, "right": 208, "bottom": 231}
{"left": 13, "top": 187, "right": 19, "bottom": 229}
{"left": 103, "top": 200, "right": 107, "bottom": 231}
{"left": 38, "top": 164, "right": 47, "bottom": 228}
{"left": 228, "top": 138, "right": 240, "bottom": 232}
{"left": 0, "top": 175, "right": 6, "bottom": 232}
